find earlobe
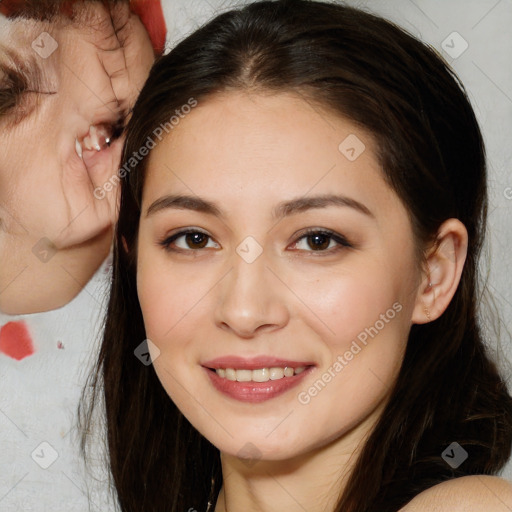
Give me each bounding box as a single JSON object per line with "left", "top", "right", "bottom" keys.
{"left": 411, "top": 219, "right": 468, "bottom": 325}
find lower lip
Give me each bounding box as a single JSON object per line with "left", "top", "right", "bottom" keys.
{"left": 204, "top": 366, "right": 313, "bottom": 403}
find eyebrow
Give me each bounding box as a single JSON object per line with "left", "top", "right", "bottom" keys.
{"left": 145, "top": 193, "right": 374, "bottom": 220}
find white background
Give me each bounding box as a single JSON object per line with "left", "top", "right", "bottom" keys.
{"left": 0, "top": 1, "right": 510, "bottom": 510}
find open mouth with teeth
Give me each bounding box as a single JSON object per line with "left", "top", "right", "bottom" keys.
{"left": 212, "top": 366, "right": 307, "bottom": 382}
{"left": 204, "top": 363, "right": 314, "bottom": 403}
{"left": 75, "top": 121, "right": 124, "bottom": 159}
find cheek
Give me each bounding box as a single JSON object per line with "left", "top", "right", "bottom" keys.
{"left": 136, "top": 256, "right": 202, "bottom": 401}
{"left": 0, "top": 145, "right": 18, "bottom": 204}
{"left": 136, "top": 249, "right": 212, "bottom": 343}
{"left": 288, "top": 263, "right": 403, "bottom": 351}
{"left": 0, "top": 137, "right": 45, "bottom": 211}
{"left": 137, "top": 260, "right": 212, "bottom": 421}
{"left": 312, "top": 278, "right": 407, "bottom": 385}
{"left": 287, "top": 258, "right": 412, "bottom": 407}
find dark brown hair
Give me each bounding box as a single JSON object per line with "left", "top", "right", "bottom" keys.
{"left": 80, "top": 1, "right": 512, "bottom": 511}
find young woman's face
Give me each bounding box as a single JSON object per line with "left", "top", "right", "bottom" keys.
{"left": 137, "top": 91, "right": 423, "bottom": 461}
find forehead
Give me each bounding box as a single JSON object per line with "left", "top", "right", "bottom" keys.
{"left": 142, "top": 92, "right": 416, "bottom": 239}
{"left": 143, "top": 91, "right": 404, "bottom": 219}
{"left": 0, "top": 2, "right": 132, "bottom": 88}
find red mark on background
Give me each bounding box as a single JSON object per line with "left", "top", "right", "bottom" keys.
{"left": 130, "top": 0, "right": 167, "bottom": 55}
{"left": 0, "top": 321, "right": 35, "bottom": 361}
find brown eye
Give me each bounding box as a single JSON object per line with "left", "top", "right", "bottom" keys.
{"left": 185, "top": 232, "right": 208, "bottom": 249}
{"left": 159, "top": 230, "right": 221, "bottom": 252}
{"left": 290, "top": 229, "right": 352, "bottom": 253}
{"left": 306, "top": 233, "right": 331, "bottom": 251}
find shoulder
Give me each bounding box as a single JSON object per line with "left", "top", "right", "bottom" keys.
{"left": 399, "top": 476, "right": 512, "bottom": 511}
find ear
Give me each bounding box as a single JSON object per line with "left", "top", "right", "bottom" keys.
{"left": 411, "top": 218, "right": 468, "bottom": 324}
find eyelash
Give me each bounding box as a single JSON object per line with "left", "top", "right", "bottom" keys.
{"left": 0, "top": 67, "right": 55, "bottom": 121}
{"left": 158, "top": 228, "right": 353, "bottom": 255}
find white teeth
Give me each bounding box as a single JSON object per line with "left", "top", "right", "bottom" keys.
{"left": 79, "top": 124, "right": 113, "bottom": 154}
{"left": 236, "top": 369, "right": 252, "bottom": 382}
{"left": 269, "top": 367, "right": 284, "bottom": 380}
{"left": 252, "top": 368, "right": 269, "bottom": 382}
{"left": 215, "top": 366, "right": 307, "bottom": 382}
{"left": 225, "top": 368, "right": 237, "bottom": 381}
{"left": 89, "top": 125, "right": 102, "bottom": 151}
{"left": 82, "top": 134, "right": 94, "bottom": 151}
{"left": 75, "top": 138, "right": 83, "bottom": 159}
{"left": 284, "top": 367, "right": 294, "bottom": 377}
{"left": 83, "top": 129, "right": 101, "bottom": 151}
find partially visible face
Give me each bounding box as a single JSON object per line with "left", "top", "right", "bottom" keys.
{"left": 0, "top": 2, "right": 154, "bottom": 312}
{"left": 137, "top": 91, "right": 423, "bottom": 461}
{"left": 0, "top": 2, "right": 154, "bottom": 243}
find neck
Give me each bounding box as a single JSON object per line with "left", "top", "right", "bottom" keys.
{"left": 214, "top": 403, "right": 384, "bottom": 512}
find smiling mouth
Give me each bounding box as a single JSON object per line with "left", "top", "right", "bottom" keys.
{"left": 204, "top": 363, "right": 314, "bottom": 403}
{"left": 210, "top": 366, "right": 308, "bottom": 382}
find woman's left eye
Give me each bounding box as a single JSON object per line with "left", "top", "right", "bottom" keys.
{"left": 289, "top": 230, "right": 351, "bottom": 252}
{"left": 160, "top": 230, "right": 220, "bottom": 251}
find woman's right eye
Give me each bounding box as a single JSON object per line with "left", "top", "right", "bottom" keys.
{"left": 159, "top": 230, "right": 221, "bottom": 252}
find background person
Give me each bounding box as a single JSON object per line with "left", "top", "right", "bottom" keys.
{"left": 0, "top": 0, "right": 165, "bottom": 315}
{"left": 0, "top": 2, "right": 165, "bottom": 510}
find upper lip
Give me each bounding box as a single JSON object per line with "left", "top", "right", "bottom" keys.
{"left": 202, "top": 356, "right": 315, "bottom": 370}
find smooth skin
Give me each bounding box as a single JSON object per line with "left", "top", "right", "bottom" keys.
{"left": 136, "top": 91, "right": 512, "bottom": 512}
{"left": 0, "top": 2, "right": 154, "bottom": 314}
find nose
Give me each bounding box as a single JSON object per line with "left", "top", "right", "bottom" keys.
{"left": 214, "top": 253, "right": 290, "bottom": 338}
